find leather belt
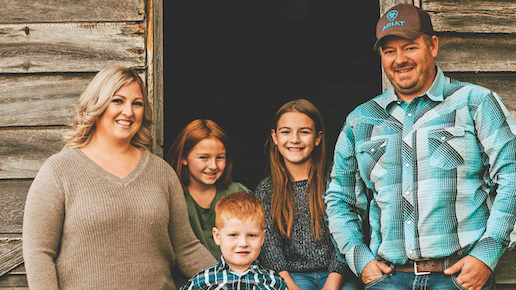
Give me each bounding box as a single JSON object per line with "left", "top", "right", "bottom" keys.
{"left": 394, "top": 257, "right": 461, "bottom": 275}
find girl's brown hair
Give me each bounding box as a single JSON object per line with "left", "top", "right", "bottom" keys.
{"left": 167, "top": 119, "right": 233, "bottom": 189}
{"left": 266, "top": 99, "right": 327, "bottom": 239}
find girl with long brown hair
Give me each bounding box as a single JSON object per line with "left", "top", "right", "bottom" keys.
{"left": 255, "top": 99, "right": 360, "bottom": 290}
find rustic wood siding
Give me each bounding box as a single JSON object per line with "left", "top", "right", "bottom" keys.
{"left": 1, "top": 0, "right": 144, "bottom": 23}
{"left": 423, "top": 0, "right": 516, "bottom": 33}
{"left": 381, "top": 0, "right": 516, "bottom": 286}
{"left": 0, "top": 23, "right": 145, "bottom": 73}
{"left": 0, "top": 0, "right": 153, "bottom": 286}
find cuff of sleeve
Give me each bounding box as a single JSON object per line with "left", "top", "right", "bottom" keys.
{"left": 328, "top": 257, "right": 345, "bottom": 274}
{"left": 468, "top": 237, "right": 505, "bottom": 271}
{"left": 345, "top": 244, "right": 375, "bottom": 277}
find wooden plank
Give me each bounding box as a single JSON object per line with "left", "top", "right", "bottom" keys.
{"left": 496, "top": 250, "right": 516, "bottom": 284}
{"left": 437, "top": 34, "right": 516, "bottom": 73}
{"left": 0, "top": 242, "right": 23, "bottom": 277}
{"left": 0, "top": 239, "right": 21, "bottom": 256}
{"left": 149, "top": 0, "right": 164, "bottom": 156}
{"left": 447, "top": 72, "right": 516, "bottom": 116}
{"left": 0, "top": 0, "right": 144, "bottom": 24}
{"left": 423, "top": 0, "right": 516, "bottom": 33}
{"left": 0, "top": 180, "right": 30, "bottom": 234}
{"left": 0, "top": 23, "right": 145, "bottom": 73}
{"left": 0, "top": 72, "right": 146, "bottom": 128}
{"left": 0, "top": 129, "right": 66, "bottom": 179}
{"left": 6, "top": 264, "right": 25, "bottom": 275}
{"left": 0, "top": 74, "right": 90, "bottom": 127}
{"left": 0, "top": 239, "right": 23, "bottom": 278}
{"left": 0, "top": 274, "right": 27, "bottom": 287}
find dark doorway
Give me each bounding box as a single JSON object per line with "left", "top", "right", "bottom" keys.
{"left": 163, "top": 1, "right": 382, "bottom": 189}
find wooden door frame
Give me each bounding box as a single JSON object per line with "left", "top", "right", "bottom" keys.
{"left": 148, "top": 0, "right": 164, "bottom": 156}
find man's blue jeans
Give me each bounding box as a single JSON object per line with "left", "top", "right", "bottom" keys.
{"left": 364, "top": 271, "right": 495, "bottom": 290}
{"left": 290, "top": 272, "right": 362, "bottom": 290}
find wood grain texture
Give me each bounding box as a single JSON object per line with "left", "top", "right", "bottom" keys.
{"left": 0, "top": 23, "right": 145, "bottom": 73}
{"left": 437, "top": 34, "right": 516, "bottom": 72}
{"left": 149, "top": 0, "right": 164, "bottom": 156}
{"left": 447, "top": 72, "right": 516, "bottom": 115}
{"left": 0, "top": 180, "right": 30, "bottom": 234}
{"left": 0, "top": 273, "right": 27, "bottom": 287}
{"left": 423, "top": 0, "right": 516, "bottom": 33}
{"left": 0, "top": 129, "right": 66, "bottom": 179}
{"left": 0, "top": 71, "right": 145, "bottom": 128}
{"left": 6, "top": 263, "right": 25, "bottom": 275}
{"left": 0, "top": 0, "right": 144, "bottom": 24}
{"left": 0, "top": 241, "right": 22, "bottom": 277}
{"left": 0, "top": 74, "right": 91, "bottom": 127}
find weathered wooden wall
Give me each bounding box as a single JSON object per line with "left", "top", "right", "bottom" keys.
{"left": 0, "top": 0, "right": 156, "bottom": 287}
{"left": 380, "top": 0, "right": 516, "bottom": 288}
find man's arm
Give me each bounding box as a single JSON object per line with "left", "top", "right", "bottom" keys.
{"left": 446, "top": 91, "right": 516, "bottom": 290}
{"left": 469, "top": 91, "right": 516, "bottom": 269}
{"left": 325, "top": 120, "right": 376, "bottom": 277}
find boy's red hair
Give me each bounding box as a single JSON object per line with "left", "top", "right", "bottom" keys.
{"left": 215, "top": 192, "right": 265, "bottom": 229}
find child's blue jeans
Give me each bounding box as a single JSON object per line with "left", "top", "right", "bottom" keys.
{"left": 290, "top": 271, "right": 362, "bottom": 290}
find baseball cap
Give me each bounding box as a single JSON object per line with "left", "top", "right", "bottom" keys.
{"left": 373, "top": 4, "right": 435, "bottom": 51}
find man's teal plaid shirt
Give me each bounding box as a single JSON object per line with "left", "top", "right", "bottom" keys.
{"left": 325, "top": 66, "right": 516, "bottom": 277}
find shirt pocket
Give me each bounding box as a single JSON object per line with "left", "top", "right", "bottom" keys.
{"left": 427, "top": 126, "right": 466, "bottom": 170}
{"left": 357, "top": 138, "right": 388, "bottom": 182}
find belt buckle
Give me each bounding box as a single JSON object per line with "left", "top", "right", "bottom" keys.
{"left": 413, "top": 261, "right": 430, "bottom": 276}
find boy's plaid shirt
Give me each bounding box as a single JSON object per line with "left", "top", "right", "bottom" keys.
{"left": 325, "top": 66, "right": 516, "bottom": 277}
{"left": 180, "top": 256, "right": 287, "bottom": 290}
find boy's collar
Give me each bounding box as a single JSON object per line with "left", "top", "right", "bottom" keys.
{"left": 217, "top": 255, "right": 260, "bottom": 274}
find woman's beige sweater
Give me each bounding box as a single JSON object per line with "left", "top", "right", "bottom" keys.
{"left": 22, "top": 149, "right": 216, "bottom": 289}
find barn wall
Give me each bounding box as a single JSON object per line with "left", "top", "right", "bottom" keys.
{"left": 380, "top": 0, "right": 516, "bottom": 287}
{"left": 0, "top": 0, "right": 153, "bottom": 287}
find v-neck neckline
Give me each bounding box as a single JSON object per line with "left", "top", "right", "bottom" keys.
{"left": 73, "top": 148, "right": 149, "bottom": 186}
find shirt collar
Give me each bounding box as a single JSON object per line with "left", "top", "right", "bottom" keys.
{"left": 379, "top": 65, "right": 445, "bottom": 110}
{"left": 216, "top": 256, "right": 260, "bottom": 274}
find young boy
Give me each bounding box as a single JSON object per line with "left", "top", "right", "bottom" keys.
{"left": 180, "top": 192, "right": 287, "bottom": 290}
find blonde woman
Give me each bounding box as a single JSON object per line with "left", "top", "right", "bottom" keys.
{"left": 22, "top": 66, "right": 216, "bottom": 290}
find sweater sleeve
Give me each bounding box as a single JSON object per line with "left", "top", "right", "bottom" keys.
{"left": 22, "top": 161, "right": 64, "bottom": 290}
{"left": 254, "top": 179, "right": 289, "bottom": 272}
{"left": 167, "top": 167, "right": 217, "bottom": 277}
{"left": 327, "top": 238, "right": 348, "bottom": 274}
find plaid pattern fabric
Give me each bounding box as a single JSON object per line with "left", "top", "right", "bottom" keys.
{"left": 325, "top": 66, "right": 516, "bottom": 277}
{"left": 180, "top": 256, "right": 287, "bottom": 290}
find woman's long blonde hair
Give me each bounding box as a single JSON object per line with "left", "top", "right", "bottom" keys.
{"left": 63, "top": 66, "right": 152, "bottom": 149}
{"left": 266, "top": 99, "right": 327, "bottom": 240}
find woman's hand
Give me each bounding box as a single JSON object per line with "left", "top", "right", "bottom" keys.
{"left": 322, "top": 272, "right": 343, "bottom": 290}
{"left": 278, "top": 271, "right": 301, "bottom": 290}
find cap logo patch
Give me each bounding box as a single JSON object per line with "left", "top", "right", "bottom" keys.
{"left": 383, "top": 20, "right": 405, "bottom": 32}
{"left": 387, "top": 10, "right": 398, "bottom": 21}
